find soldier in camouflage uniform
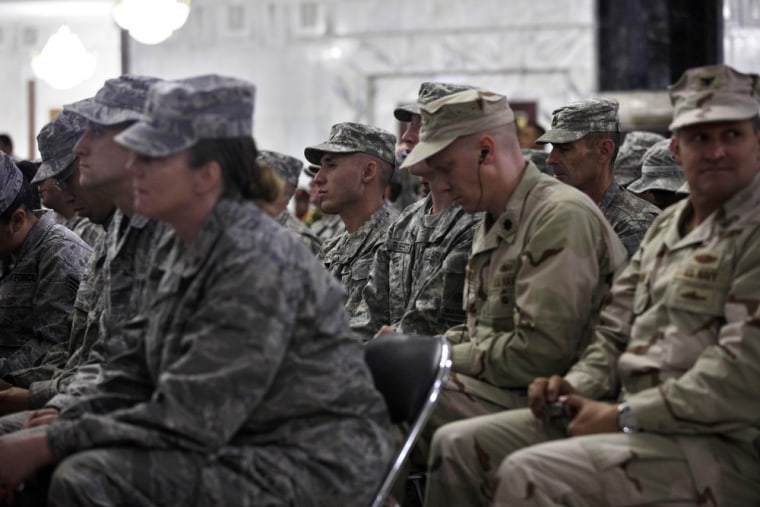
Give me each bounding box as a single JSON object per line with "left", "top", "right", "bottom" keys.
{"left": 0, "top": 76, "right": 163, "bottom": 434}
{"left": 627, "top": 138, "right": 687, "bottom": 209}
{"left": 399, "top": 88, "right": 627, "bottom": 444}
{"left": 538, "top": 98, "right": 661, "bottom": 258}
{"left": 613, "top": 130, "right": 666, "bottom": 187}
{"left": 258, "top": 149, "right": 322, "bottom": 254}
{"left": 0, "top": 154, "right": 91, "bottom": 383}
{"left": 0, "top": 74, "right": 393, "bottom": 506}
{"left": 305, "top": 122, "right": 399, "bottom": 318}
{"left": 351, "top": 82, "right": 482, "bottom": 339}
{"left": 424, "top": 63, "right": 760, "bottom": 507}
{"left": 30, "top": 111, "right": 104, "bottom": 247}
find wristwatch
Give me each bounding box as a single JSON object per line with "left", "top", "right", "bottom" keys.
{"left": 617, "top": 402, "right": 640, "bottom": 433}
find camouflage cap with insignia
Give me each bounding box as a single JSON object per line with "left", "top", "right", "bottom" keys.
{"left": 613, "top": 130, "right": 666, "bottom": 187}
{"left": 401, "top": 88, "right": 515, "bottom": 169}
{"left": 32, "top": 111, "right": 88, "bottom": 184}
{"left": 0, "top": 153, "right": 23, "bottom": 215}
{"left": 394, "top": 81, "right": 476, "bottom": 122}
{"left": 304, "top": 122, "right": 396, "bottom": 167}
{"left": 64, "top": 75, "right": 161, "bottom": 126}
{"left": 258, "top": 150, "right": 303, "bottom": 187}
{"left": 668, "top": 64, "right": 760, "bottom": 130}
{"left": 537, "top": 97, "right": 620, "bottom": 145}
{"left": 627, "top": 139, "right": 685, "bottom": 194}
{"left": 115, "top": 75, "right": 255, "bottom": 157}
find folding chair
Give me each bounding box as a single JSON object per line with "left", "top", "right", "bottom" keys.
{"left": 365, "top": 333, "right": 451, "bottom": 507}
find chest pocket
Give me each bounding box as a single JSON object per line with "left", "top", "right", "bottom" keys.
{"left": 350, "top": 258, "right": 373, "bottom": 283}
{"left": 480, "top": 260, "right": 518, "bottom": 329}
{"left": 664, "top": 250, "right": 730, "bottom": 317}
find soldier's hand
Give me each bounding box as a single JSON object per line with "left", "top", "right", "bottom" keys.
{"left": 564, "top": 395, "right": 618, "bottom": 436}
{"left": 528, "top": 375, "right": 574, "bottom": 419}
{"left": 374, "top": 325, "right": 396, "bottom": 337}
{"left": 0, "top": 431, "right": 55, "bottom": 504}
{"left": 22, "top": 408, "right": 60, "bottom": 429}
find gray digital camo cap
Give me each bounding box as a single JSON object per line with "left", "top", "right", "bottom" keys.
{"left": 537, "top": 97, "right": 620, "bottom": 145}
{"left": 668, "top": 64, "right": 760, "bottom": 130}
{"left": 32, "top": 110, "right": 88, "bottom": 184}
{"left": 614, "top": 130, "right": 666, "bottom": 187}
{"left": 401, "top": 88, "right": 515, "bottom": 169}
{"left": 115, "top": 75, "right": 256, "bottom": 157}
{"left": 259, "top": 150, "right": 303, "bottom": 187}
{"left": 393, "top": 81, "right": 476, "bottom": 122}
{"left": 0, "top": 152, "right": 23, "bottom": 215}
{"left": 304, "top": 122, "right": 396, "bottom": 167}
{"left": 627, "top": 139, "right": 685, "bottom": 194}
{"left": 64, "top": 75, "right": 161, "bottom": 126}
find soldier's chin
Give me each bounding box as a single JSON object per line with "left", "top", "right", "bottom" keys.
{"left": 319, "top": 201, "right": 338, "bottom": 214}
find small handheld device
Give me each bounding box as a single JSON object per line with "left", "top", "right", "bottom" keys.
{"left": 545, "top": 401, "right": 573, "bottom": 433}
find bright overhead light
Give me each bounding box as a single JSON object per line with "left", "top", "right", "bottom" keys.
{"left": 31, "top": 26, "right": 97, "bottom": 90}
{"left": 112, "top": 0, "right": 191, "bottom": 45}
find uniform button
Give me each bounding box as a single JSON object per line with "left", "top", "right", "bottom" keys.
{"left": 503, "top": 219, "right": 513, "bottom": 231}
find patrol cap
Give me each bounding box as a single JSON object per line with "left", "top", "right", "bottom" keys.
{"left": 627, "top": 139, "right": 685, "bottom": 194}
{"left": 258, "top": 150, "right": 303, "bottom": 187}
{"left": 304, "top": 122, "right": 396, "bottom": 167}
{"left": 393, "top": 81, "right": 475, "bottom": 122}
{"left": 64, "top": 75, "right": 161, "bottom": 126}
{"left": 537, "top": 97, "right": 620, "bottom": 145}
{"left": 115, "top": 75, "right": 255, "bottom": 157}
{"left": 668, "top": 64, "right": 760, "bottom": 130}
{"left": 676, "top": 181, "right": 689, "bottom": 194}
{"left": 0, "top": 153, "right": 23, "bottom": 215}
{"left": 32, "top": 111, "right": 88, "bottom": 184}
{"left": 304, "top": 163, "right": 320, "bottom": 177}
{"left": 401, "top": 88, "right": 515, "bottom": 169}
{"left": 614, "top": 130, "right": 666, "bottom": 187}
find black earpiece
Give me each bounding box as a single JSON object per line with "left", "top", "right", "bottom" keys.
{"left": 478, "top": 148, "right": 489, "bottom": 164}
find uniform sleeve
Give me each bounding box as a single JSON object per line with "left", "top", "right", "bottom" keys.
{"left": 350, "top": 234, "right": 391, "bottom": 340}
{"left": 0, "top": 240, "right": 90, "bottom": 378}
{"left": 626, "top": 230, "right": 760, "bottom": 434}
{"left": 45, "top": 252, "right": 298, "bottom": 458}
{"left": 450, "top": 202, "right": 622, "bottom": 388}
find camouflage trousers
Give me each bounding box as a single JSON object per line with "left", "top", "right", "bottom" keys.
{"left": 44, "top": 447, "right": 314, "bottom": 507}
{"left": 425, "top": 408, "right": 760, "bottom": 507}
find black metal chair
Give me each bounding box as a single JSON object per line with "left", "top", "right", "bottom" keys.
{"left": 365, "top": 333, "right": 452, "bottom": 507}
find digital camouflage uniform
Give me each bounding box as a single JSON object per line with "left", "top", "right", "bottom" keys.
{"left": 613, "top": 130, "right": 666, "bottom": 187}
{"left": 598, "top": 182, "right": 661, "bottom": 257}
{"left": 40, "top": 75, "right": 393, "bottom": 507}
{"left": 63, "top": 215, "right": 103, "bottom": 248}
{"left": 259, "top": 150, "right": 323, "bottom": 255}
{"left": 536, "top": 98, "right": 661, "bottom": 258}
{"left": 425, "top": 63, "right": 760, "bottom": 507}
{"left": 0, "top": 210, "right": 91, "bottom": 379}
{"left": 276, "top": 209, "right": 322, "bottom": 255}
{"left": 47, "top": 199, "right": 394, "bottom": 507}
{"left": 319, "top": 201, "right": 398, "bottom": 318}
{"left": 309, "top": 211, "right": 345, "bottom": 242}
{"left": 306, "top": 121, "right": 400, "bottom": 318}
{"left": 351, "top": 194, "right": 481, "bottom": 339}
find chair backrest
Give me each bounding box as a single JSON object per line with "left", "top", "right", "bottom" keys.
{"left": 365, "top": 333, "right": 451, "bottom": 507}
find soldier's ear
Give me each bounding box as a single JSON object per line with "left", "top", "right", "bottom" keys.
{"left": 670, "top": 136, "right": 683, "bottom": 165}
{"left": 361, "top": 159, "right": 377, "bottom": 183}
{"left": 194, "top": 159, "right": 222, "bottom": 195}
{"left": 10, "top": 208, "right": 25, "bottom": 234}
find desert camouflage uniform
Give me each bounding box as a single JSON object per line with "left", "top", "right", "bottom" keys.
{"left": 319, "top": 202, "right": 398, "bottom": 318}
{"left": 425, "top": 171, "right": 760, "bottom": 507}
{"left": 276, "top": 209, "right": 322, "bottom": 255}
{"left": 45, "top": 199, "right": 394, "bottom": 506}
{"left": 0, "top": 211, "right": 91, "bottom": 379}
{"left": 351, "top": 194, "right": 481, "bottom": 339}
{"left": 425, "top": 163, "right": 627, "bottom": 436}
{"left": 599, "top": 182, "right": 661, "bottom": 257}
